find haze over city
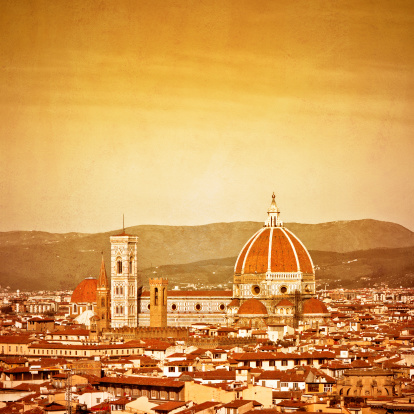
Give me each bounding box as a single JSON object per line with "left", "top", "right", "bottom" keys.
{"left": 1, "top": 0, "right": 413, "bottom": 233}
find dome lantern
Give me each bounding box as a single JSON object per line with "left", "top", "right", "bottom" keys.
{"left": 265, "top": 192, "right": 283, "bottom": 227}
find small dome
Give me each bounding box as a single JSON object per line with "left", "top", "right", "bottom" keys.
{"left": 237, "top": 298, "right": 268, "bottom": 315}
{"left": 227, "top": 298, "right": 240, "bottom": 308}
{"left": 71, "top": 278, "right": 97, "bottom": 303}
{"left": 275, "top": 299, "right": 294, "bottom": 307}
{"left": 303, "top": 298, "right": 329, "bottom": 314}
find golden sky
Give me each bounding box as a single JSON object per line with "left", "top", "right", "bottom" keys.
{"left": 1, "top": 0, "right": 413, "bottom": 232}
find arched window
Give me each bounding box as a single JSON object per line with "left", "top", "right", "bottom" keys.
{"left": 73, "top": 304, "right": 77, "bottom": 313}
{"left": 163, "top": 287, "right": 167, "bottom": 305}
{"left": 116, "top": 306, "right": 119, "bottom": 314}
{"left": 116, "top": 287, "right": 119, "bottom": 295}
{"left": 101, "top": 298, "right": 105, "bottom": 307}
{"left": 117, "top": 259, "right": 122, "bottom": 274}
{"left": 129, "top": 257, "right": 133, "bottom": 273}
{"left": 155, "top": 288, "right": 159, "bottom": 306}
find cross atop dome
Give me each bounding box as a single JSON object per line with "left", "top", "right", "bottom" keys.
{"left": 264, "top": 192, "right": 283, "bottom": 227}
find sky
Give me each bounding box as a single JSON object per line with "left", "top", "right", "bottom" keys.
{"left": 1, "top": 0, "right": 413, "bottom": 233}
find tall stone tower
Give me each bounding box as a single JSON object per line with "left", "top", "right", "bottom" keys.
{"left": 110, "top": 230, "right": 141, "bottom": 328}
{"left": 149, "top": 278, "right": 168, "bottom": 327}
{"left": 96, "top": 254, "right": 111, "bottom": 333}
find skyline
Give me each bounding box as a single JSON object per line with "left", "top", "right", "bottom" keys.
{"left": 1, "top": 0, "right": 413, "bottom": 233}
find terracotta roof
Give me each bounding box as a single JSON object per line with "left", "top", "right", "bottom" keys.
{"left": 238, "top": 299, "right": 268, "bottom": 315}
{"left": 99, "top": 376, "right": 184, "bottom": 388}
{"left": 154, "top": 401, "right": 188, "bottom": 412}
{"left": 303, "top": 298, "right": 329, "bottom": 314}
{"left": 234, "top": 227, "right": 314, "bottom": 274}
{"left": 71, "top": 278, "right": 97, "bottom": 303}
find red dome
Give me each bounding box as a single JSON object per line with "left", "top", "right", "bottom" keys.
{"left": 303, "top": 298, "right": 329, "bottom": 314}
{"left": 237, "top": 298, "right": 268, "bottom": 315}
{"left": 71, "top": 278, "right": 98, "bottom": 303}
{"left": 234, "top": 227, "right": 314, "bottom": 275}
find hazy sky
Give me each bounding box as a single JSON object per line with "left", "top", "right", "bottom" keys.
{"left": 1, "top": 0, "right": 413, "bottom": 233}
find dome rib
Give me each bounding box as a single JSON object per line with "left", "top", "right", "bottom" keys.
{"left": 234, "top": 230, "right": 260, "bottom": 274}
{"left": 284, "top": 228, "right": 314, "bottom": 274}
{"left": 267, "top": 228, "right": 274, "bottom": 272}
{"left": 281, "top": 228, "right": 300, "bottom": 272}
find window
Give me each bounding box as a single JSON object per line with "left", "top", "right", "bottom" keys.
{"left": 281, "top": 382, "right": 288, "bottom": 387}
{"left": 155, "top": 288, "right": 159, "bottom": 305}
{"left": 195, "top": 303, "right": 201, "bottom": 311}
{"left": 219, "top": 303, "right": 225, "bottom": 311}
{"left": 172, "top": 304, "right": 177, "bottom": 311}
{"left": 101, "top": 298, "right": 105, "bottom": 307}
{"left": 308, "top": 384, "right": 320, "bottom": 392}
{"left": 252, "top": 285, "right": 260, "bottom": 295}
{"left": 168, "top": 367, "right": 175, "bottom": 372}
{"left": 324, "top": 384, "right": 333, "bottom": 392}
{"left": 117, "top": 259, "right": 122, "bottom": 274}
{"left": 281, "top": 360, "right": 288, "bottom": 366}
{"left": 96, "top": 398, "right": 101, "bottom": 403}
{"left": 151, "top": 390, "right": 158, "bottom": 399}
{"left": 129, "top": 257, "right": 133, "bottom": 273}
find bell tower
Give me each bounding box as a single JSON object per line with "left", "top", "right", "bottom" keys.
{"left": 110, "top": 225, "right": 141, "bottom": 328}
{"left": 96, "top": 253, "right": 111, "bottom": 333}
{"left": 149, "top": 278, "right": 168, "bottom": 327}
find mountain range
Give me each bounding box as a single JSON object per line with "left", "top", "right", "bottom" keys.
{"left": 0, "top": 219, "right": 413, "bottom": 291}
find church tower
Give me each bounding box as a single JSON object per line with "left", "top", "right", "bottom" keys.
{"left": 149, "top": 278, "right": 168, "bottom": 327}
{"left": 96, "top": 254, "right": 110, "bottom": 333}
{"left": 110, "top": 229, "right": 141, "bottom": 328}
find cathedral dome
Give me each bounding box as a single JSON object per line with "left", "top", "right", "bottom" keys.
{"left": 234, "top": 194, "right": 314, "bottom": 275}
{"left": 303, "top": 298, "right": 329, "bottom": 314}
{"left": 237, "top": 298, "right": 268, "bottom": 315}
{"left": 71, "top": 278, "right": 97, "bottom": 303}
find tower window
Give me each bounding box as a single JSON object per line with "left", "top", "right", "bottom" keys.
{"left": 171, "top": 304, "right": 177, "bottom": 311}
{"left": 129, "top": 257, "right": 133, "bottom": 273}
{"left": 219, "top": 304, "right": 225, "bottom": 311}
{"left": 117, "top": 259, "right": 122, "bottom": 274}
{"left": 280, "top": 286, "right": 287, "bottom": 294}
{"left": 155, "top": 287, "right": 159, "bottom": 306}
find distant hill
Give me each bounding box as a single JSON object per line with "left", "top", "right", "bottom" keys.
{"left": 0, "top": 219, "right": 413, "bottom": 291}
{"left": 144, "top": 246, "right": 414, "bottom": 290}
